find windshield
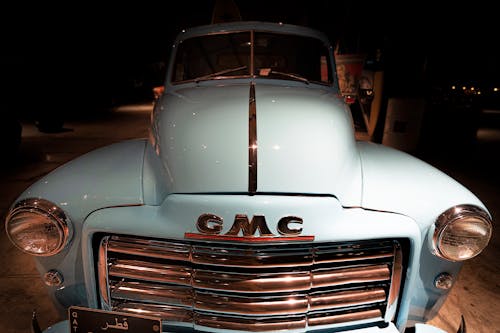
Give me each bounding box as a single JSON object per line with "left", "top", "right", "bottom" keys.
{"left": 172, "top": 31, "right": 333, "bottom": 85}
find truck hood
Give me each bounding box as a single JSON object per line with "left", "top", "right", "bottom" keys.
{"left": 152, "top": 82, "right": 362, "bottom": 205}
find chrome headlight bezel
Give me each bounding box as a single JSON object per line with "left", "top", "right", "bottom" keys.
{"left": 432, "top": 204, "right": 492, "bottom": 262}
{"left": 5, "top": 198, "right": 72, "bottom": 256}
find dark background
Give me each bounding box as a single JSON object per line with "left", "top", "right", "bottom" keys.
{"left": 1, "top": 1, "right": 498, "bottom": 115}
{"left": 0, "top": 4, "right": 498, "bottom": 331}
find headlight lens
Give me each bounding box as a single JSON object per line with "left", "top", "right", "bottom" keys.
{"left": 5, "top": 198, "right": 71, "bottom": 256}
{"left": 433, "top": 205, "right": 492, "bottom": 261}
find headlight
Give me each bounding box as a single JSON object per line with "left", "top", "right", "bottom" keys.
{"left": 433, "top": 204, "right": 492, "bottom": 261}
{"left": 5, "top": 198, "right": 71, "bottom": 256}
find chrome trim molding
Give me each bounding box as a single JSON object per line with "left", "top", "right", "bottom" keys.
{"left": 385, "top": 241, "right": 403, "bottom": 321}
{"left": 184, "top": 233, "right": 315, "bottom": 242}
{"left": 98, "top": 237, "right": 111, "bottom": 309}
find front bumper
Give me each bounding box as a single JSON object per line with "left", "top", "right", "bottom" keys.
{"left": 38, "top": 319, "right": 459, "bottom": 333}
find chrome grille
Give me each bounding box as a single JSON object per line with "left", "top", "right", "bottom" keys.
{"left": 98, "top": 236, "right": 403, "bottom": 332}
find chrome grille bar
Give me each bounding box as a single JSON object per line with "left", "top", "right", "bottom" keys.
{"left": 107, "top": 238, "right": 190, "bottom": 261}
{"left": 312, "top": 265, "right": 391, "bottom": 288}
{"left": 114, "top": 302, "right": 193, "bottom": 323}
{"left": 111, "top": 281, "right": 193, "bottom": 306}
{"left": 99, "top": 236, "right": 403, "bottom": 332}
{"left": 113, "top": 302, "right": 382, "bottom": 331}
{"left": 195, "top": 291, "right": 309, "bottom": 315}
{"left": 106, "top": 236, "right": 395, "bottom": 268}
{"left": 310, "top": 288, "right": 387, "bottom": 311}
{"left": 193, "top": 270, "right": 311, "bottom": 292}
{"left": 109, "top": 259, "right": 192, "bottom": 285}
{"left": 108, "top": 260, "right": 390, "bottom": 293}
{"left": 111, "top": 280, "right": 386, "bottom": 315}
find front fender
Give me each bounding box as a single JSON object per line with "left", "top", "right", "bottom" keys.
{"left": 358, "top": 141, "right": 488, "bottom": 326}
{"left": 17, "top": 139, "right": 148, "bottom": 224}
{"left": 358, "top": 141, "right": 486, "bottom": 228}
{"left": 13, "top": 139, "right": 148, "bottom": 315}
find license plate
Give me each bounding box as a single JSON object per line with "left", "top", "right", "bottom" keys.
{"left": 68, "top": 306, "right": 162, "bottom": 333}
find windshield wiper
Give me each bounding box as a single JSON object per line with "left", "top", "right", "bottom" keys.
{"left": 264, "top": 69, "right": 309, "bottom": 85}
{"left": 194, "top": 65, "right": 248, "bottom": 83}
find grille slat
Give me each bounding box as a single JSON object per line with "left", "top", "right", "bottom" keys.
{"left": 109, "top": 259, "right": 192, "bottom": 284}
{"left": 111, "top": 281, "right": 193, "bottom": 306}
{"left": 109, "top": 261, "right": 391, "bottom": 293}
{"left": 114, "top": 302, "right": 193, "bottom": 323}
{"left": 312, "top": 265, "right": 391, "bottom": 288}
{"left": 191, "top": 245, "right": 313, "bottom": 267}
{"left": 99, "top": 236, "right": 402, "bottom": 332}
{"left": 195, "top": 291, "right": 309, "bottom": 315}
{"left": 193, "top": 270, "right": 312, "bottom": 292}
{"left": 309, "top": 288, "right": 387, "bottom": 311}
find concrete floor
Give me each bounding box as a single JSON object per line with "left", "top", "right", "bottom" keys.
{"left": 0, "top": 104, "right": 498, "bottom": 333}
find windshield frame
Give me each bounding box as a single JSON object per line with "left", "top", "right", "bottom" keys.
{"left": 168, "top": 27, "right": 335, "bottom": 88}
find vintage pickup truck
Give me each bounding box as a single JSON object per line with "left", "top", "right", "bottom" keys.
{"left": 5, "top": 21, "right": 492, "bottom": 333}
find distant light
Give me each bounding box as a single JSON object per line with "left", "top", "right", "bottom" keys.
{"left": 344, "top": 95, "right": 356, "bottom": 104}
{"left": 462, "top": 86, "right": 466, "bottom": 90}
{"left": 477, "top": 91, "right": 481, "bottom": 95}
{"left": 494, "top": 87, "right": 499, "bottom": 92}
{"left": 451, "top": 85, "right": 456, "bottom": 90}
{"left": 470, "top": 87, "right": 475, "bottom": 91}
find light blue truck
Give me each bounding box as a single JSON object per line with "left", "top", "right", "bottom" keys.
{"left": 5, "top": 21, "right": 491, "bottom": 333}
